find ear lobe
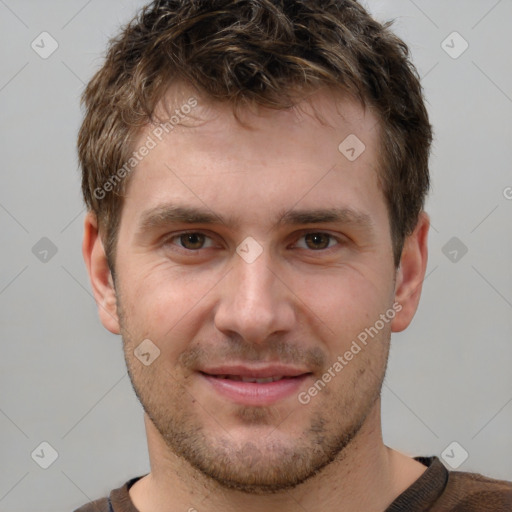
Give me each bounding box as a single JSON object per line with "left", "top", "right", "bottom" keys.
{"left": 391, "top": 211, "right": 430, "bottom": 333}
{"left": 82, "top": 212, "right": 121, "bottom": 334}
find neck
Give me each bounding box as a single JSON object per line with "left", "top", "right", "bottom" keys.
{"left": 130, "top": 400, "right": 426, "bottom": 512}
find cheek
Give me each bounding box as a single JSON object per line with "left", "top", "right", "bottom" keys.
{"left": 120, "top": 261, "right": 223, "bottom": 348}
{"left": 294, "top": 265, "right": 391, "bottom": 338}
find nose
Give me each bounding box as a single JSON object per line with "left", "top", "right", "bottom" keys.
{"left": 214, "top": 247, "right": 296, "bottom": 345}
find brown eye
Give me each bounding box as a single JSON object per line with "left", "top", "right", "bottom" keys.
{"left": 179, "top": 233, "right": 206, "bottom": 250}
{"left": 304, "top": 233, "right": 333, "bottom": 250}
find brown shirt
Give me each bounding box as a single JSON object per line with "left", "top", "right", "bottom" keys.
{"left": 74, "top": 456, "right": 512, "bottom": 512}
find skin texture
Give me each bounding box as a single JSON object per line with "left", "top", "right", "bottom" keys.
{"left": 83, "top": 87, "right": 430, "bottom": 512}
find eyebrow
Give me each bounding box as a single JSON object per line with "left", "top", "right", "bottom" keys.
{"left": 138, "top": 205, "right": 226, "bottom": 233}
{"left": 137, "top": 204, "right": 374, "bottom": 234}
{"left": 275, "top": 207, "right": 373, "bottom": 229}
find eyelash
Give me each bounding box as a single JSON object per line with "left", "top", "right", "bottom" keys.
{"left": 163, "top": 230, "right": 345, "bottom": 253}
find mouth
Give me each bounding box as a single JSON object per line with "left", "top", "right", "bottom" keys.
{"left": 198, "top": 365, "right": 312, "bottom": 405}
{"left": 204, "top": 374, "right": 299, "bottom": 383}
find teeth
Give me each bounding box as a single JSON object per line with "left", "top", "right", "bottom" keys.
{"left": 221, "top": 375, "right": 285, "bottom": 383}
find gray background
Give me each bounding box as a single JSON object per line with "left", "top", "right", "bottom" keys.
{"left": 0, "top": 1, "right": 511, "bottom": 511}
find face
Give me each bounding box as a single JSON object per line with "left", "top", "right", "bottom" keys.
{"left": 86, "top": 88, "right": 426, "bottom": 493}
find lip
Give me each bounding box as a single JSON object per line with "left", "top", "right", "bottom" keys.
{"left": 199, "top": 365, "right": 312, "bottom": 406}
{"left": 200, "top": 364, "right": 310, "bottom": 379}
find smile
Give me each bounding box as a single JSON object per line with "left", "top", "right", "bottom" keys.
{"left": 199, "top": 370, "right": 312, "bottom": 406}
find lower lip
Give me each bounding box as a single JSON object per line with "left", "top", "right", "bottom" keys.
{"left": 201, "top": 373, "right": 311, "bottom": 406}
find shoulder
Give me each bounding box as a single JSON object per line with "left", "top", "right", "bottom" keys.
{"left": 439, "top": 467, "right": 512, "bottom": 511}
{"left": 72, "top": 474, "right": 145, "bottom": 512}
{"left": 73, "top": 497, "right": 110, "bottom": 512}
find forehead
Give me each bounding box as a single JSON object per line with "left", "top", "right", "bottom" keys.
{"left": 120, "top": 87, "right": 387, "bottom": 233}
{"left": 152, "top": 86, "right": 379, "bottom": 156}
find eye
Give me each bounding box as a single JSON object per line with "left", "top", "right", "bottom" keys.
{"left": 167, "top": 232, "right": 216, "bottom": 250}
{"left": 294, "top": 232, "right": 339, "bottom": 250}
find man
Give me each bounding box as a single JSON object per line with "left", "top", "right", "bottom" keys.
{"left": 76, "top": 0, "right": 512, "bottom": 510}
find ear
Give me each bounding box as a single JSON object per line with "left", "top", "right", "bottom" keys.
{"left": 82, "top": 212, "right": 121, "bottom": 334}
{"left": 391, "top": 211, "right": 429, "bottom": 333}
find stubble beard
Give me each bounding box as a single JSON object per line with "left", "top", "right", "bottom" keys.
{"left": 117, "top": 299, "right": 389, "bottom": 494}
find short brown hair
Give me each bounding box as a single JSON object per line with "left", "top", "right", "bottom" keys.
{"left": 78, "top": 0, "right": 432, "bottom": 269}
